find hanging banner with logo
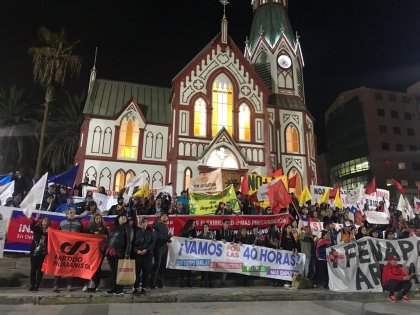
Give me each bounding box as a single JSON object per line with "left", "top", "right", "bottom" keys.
{"left": 310, "top": 185, "right": 390, "bottom": 209}
{"left": 327, "top": 237, "right": 420, "bottom": 292}
{"left": 247, "top": 174, "right": 288, "bottom": 196}
{"left": 2, "top": 207, "right": 292, "bottom": 253}
{"left": 167, "top": 237, "right": 305, "bottom": 281}
{"left": 189, "top": 185, "right": 239, "bottom": 215}
{"left": 188, "top": 169, "right": 223, "bottom": 193}
{"left": 42, "top": 229, "right": 107, "bottom": 280}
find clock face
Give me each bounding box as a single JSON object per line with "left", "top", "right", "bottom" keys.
{"left": 278, "top": 55, "right": 292, "bottom": 69}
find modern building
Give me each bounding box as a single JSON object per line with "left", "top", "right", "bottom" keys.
{"left": 325, "top": 84, "right": 420, "bottom": 200}
{"left": 75, "top": 0, "right": 318, "bottom": 195}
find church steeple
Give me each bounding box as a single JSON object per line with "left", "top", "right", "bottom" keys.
{"left": 88, "top": 47, "right": 98, "bottom": 94}
{"left": 220, "top": 0, "right": 229, "bottom": 44}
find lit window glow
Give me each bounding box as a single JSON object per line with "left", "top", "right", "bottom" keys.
{"left": 118, "top": 112, "right": 139, "bottom": 159}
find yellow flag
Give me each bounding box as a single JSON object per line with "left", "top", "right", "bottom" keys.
{"left": 299, "top": 186, "right": 312, "bottom": 206}
{"left": 333, "top": 188, "right": 343, "bottom": 209}
{"left": 133, "top": 183, "right": 150, "bottom": 199}
{"left": 317, "top": 188, "right": 330, "bottom": 204}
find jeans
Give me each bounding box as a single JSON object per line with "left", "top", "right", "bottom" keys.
{"left": 134, "top": 254, "right": 153, "bottom": 289}
{"left": 383, "top": 280, "right": 412, "bottom": 296}
{"left": 151, "top": 246, "right": 167, "bottom": 286}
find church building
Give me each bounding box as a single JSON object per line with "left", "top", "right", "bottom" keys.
{"left": 74, "top": 0, "right": 318, "bottom": 196}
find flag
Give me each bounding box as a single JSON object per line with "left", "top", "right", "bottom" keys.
{"left": 240, "top": 175, "right": 249, "bottom": 195}
{"left": 299, "top": 186, "right": 312, "bottom": 206}
{"left": 382, "top": 196, "right": 391, "bottom": 219}
{"left": 48, "top": 165, "right": 79, "bottom": 188}
{"left": 42, "top": 229, "right": 106, "bottom": 279}
{"left": 288, "top": 175, "right": 297, "bottom": 189}
{"left": 154, "top": 186, "right": 173, "bottom": 198}
{"left": 416, "top": 181, "right": 420, "bottom": 194}
{"left": 414, "top": 197, "right": 420, "bottom": 213}
{"left": 333, "top": 187, "right": 343, "bottom": 209}
{"left": 392, "top": 178, "right": 406, "bottom": 193}
{"left": 267, "top": 179, "right": 292, "bottom": 214}
{"left": 397, "top": 194, "right": 414, "bottom": 220}
{"left": 349, "top": 206, "right": 358, "bottom": 216}
{"left": 0, "top": 180, "right": 14, "bottom": 205}
{"left": 125, "top": 174, "right": 145, "bottom": 197}
{"left": 19, "top": 172, "right": 48, "bottom": 218}
{"left": 329, "top": 185, "right": 339, "bottom": 200}
{"left": 0, "top": 175, "right": 12, "bottom": 186}
{"left": 268, "top": 169, "right": 283, "bottom": 178}
{"left": 317, "top": 188, "right": 330, "bottom": 204}
{"left": 365, "top": 177, "right": 376, "bottom": 195}
{"left": 133, "top": 183, "right": 150, "bottom": 199}
{"left": 348, "top": 184, "right": 365, "bottom": 205}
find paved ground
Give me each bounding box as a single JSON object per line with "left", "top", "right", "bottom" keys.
{"left": 0, "top": 300, "right": 419, "bottom": 315}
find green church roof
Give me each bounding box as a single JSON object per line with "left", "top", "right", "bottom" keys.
{"left": 84, "top": 79, "right": 172, "bottom": 124}
{"left": 249, "top": 2, "right": 295, "bottom": 53}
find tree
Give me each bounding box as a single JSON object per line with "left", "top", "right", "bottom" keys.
{"left": 28, "top": 27, "right": 81, "bottom": 179}
{"left": 44, "top": 90, "right": 86, "bottom": 173}
{"left": 0, "top": 85, "right": 40, "bottom": 173}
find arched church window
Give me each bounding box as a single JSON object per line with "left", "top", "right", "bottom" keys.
{"left": 212, "top": 74, "right": 233, "bottom": 137}
{"left": 238, "top": 103, "right": 251, "bottom": 141}
{"left": 207, "top": 147, "right": 239, "bottom": 169}
{"left": 194, "top": 98, "right": 206, "bottom": 137}
{"left": 286, "top": 124, "right": 299, "bottom": 153}
{"left": 114, "top": 169, "right": 125, "bottom": 193}
{"left": 288, "top": 168, "right": 302, "bottom": 197}
{"left": 118, "top": 112, "right": 139, "bottom": 160}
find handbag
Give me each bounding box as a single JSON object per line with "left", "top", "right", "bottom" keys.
{"left": 116, "top": 259, "right": 136, "bottom": 286}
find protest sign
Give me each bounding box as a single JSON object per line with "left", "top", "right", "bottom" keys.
{"left": 167, "top": 237, "right": 305, "bottom": 281}
{"left": 327, "top": 237, "right": 420, "bottom": 292}
{"left": 364, "top": 211, "right": 389, "bottom": 225}
{"left": 247, "top": 174, "right": 288, "bottom": 196}
{"left": 189, "top": 185, "right": 239, "bottom": 215}
{"left": 188, "top": 169, "right": 223, "bottom": 193}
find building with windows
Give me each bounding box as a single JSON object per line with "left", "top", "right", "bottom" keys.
{"left": 325, "top": 85, "right": 420, "bottom": 199}
{"left": 75, "top": 0, "right": 318, "bottom": 195}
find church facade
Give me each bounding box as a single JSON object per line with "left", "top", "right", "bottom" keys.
{"left": 74, "top": 0, "right": 318, "bottom": 196}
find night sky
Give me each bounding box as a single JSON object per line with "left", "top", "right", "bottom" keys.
{"left": 2, "top": 0, "right": 420, "bottom": 153}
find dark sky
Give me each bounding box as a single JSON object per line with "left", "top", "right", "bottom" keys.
{"left": 2, "top": 0, "right": 420, "bottom": 153}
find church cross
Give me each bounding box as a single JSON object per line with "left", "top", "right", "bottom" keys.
{"left": 220, "top": 0, "right": 230, "bottom": 17}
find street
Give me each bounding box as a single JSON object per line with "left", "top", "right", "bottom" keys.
{"left": 0, "top": 300, "right": 419, "bottom": 315}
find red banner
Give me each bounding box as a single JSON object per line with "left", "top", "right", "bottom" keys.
{"left": 42, "top": 229, "right": 107, "bottom": 280}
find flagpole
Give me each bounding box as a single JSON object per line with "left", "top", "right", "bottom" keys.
{"left": 290, "top": 198, "right": 302, "bottom": 222}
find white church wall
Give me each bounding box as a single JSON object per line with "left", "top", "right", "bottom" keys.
{"left": 86, "top": 118, "right": 115, "bottom": 157}
{"left": 142, "top": 124, "right": 169, "bottom": 161}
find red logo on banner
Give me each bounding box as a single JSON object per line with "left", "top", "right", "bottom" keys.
{"left": 42, "top": 229, "right": 106, "bottom": 280}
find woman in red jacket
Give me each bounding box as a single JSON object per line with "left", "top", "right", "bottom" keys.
{"left": 382, "top": 255, "right": 412, "bottom": 302}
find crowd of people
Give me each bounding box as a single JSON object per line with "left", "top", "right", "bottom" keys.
{"left": 5, "top": 171, "right": 420, "bottom": 299}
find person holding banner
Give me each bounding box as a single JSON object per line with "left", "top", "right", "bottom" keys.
{"left": 199, "top": 223, "right": 215, "bottom": 288}
{"left": 105, "top": 214, "right": 133, "bottom": 295}
{"left": 216, "top": 219, "right": 234, "bottom": 286}
{"left": 382, "top": 255, "right": 413, "bottom": 302}
{"left": 29, "top": 211, "right": 51, "bottom": 291}
{"left": 179, "top": 219, "right": 197, "bottom": 287}
{"left": 315, "top": 230, "right": 332, "bottom": 289}
{"left": 150, "top": 212, "right": 171, "bottom": 289}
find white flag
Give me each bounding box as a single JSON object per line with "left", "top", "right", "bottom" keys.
{"left": 347, "top": 184, "right": 365, "bottom": 205}
{"left": 20, "top": 172, "right": 48, "bottom": 218}
{"left": 154, "top": 186, "right": 173, "bottom": 198}
{"left": 125, "top": 174, "right": 145, "bottom": 197}
{"left": 0, "top": 180, "right": 14, "bottom": 205}
{"left": 414, "top": 197, "right": 420, "bottom": 214}
{"left": 397, "top": 194, "right": 414, "bottom": 221}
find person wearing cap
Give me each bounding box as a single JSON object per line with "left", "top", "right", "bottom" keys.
{"left": 107, "top": 197, "right": 127, "bottom": 216}
{"left": 382, "top": 255, "right": 412, "bottom": 302}
{"left": 132, "top": 217, "right": 155, "bottom": 295}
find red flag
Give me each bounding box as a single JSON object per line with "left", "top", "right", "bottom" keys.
{"left": 42, "top": 229, "right": 106, "bottom": 280}
{"left": 240, "top": 175, "right": 249, "bottom": 195}
{"left": 268, "top": 169, "right": 283, "bottom": 177}
{"left": 329, "top": 185, "right": 340, "bottom": 200}
{"left": 267, "top": 179, "right": 292, "bottom": 214}
{"left": 364, "top": 177, "right": 376, "bottom": 195}
{"left": 416, "top": 181, "right": 420, "bottom": 194}
{"left": 288, "top": 175, "right": 297, "bottom": 189}
{"left": 392, "top": 178, "right": 406, "bottom": 193}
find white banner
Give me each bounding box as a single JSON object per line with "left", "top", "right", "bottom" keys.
{"left": 0, "top": 220, "right": 6, "bottom": 258}
{"left": 364, "top": 211, "right": 389, "bottom": 225}
{"left": 327, "top": 237, "right": 420, "bottom": 292}
{"left": 167, "top": 237, "right": 305, "bottom": 281}
{"left": 188, "top": 169, "right": 223, "bottom": 193}
{"left": 310, "top": 185, "right": 390, "bottom": 209}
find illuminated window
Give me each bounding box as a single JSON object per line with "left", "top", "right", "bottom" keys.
{"left": 238, "top": 104, "right": 251, "bottom": 141}
{"left": 286, "top": 125, "right": 299, "bottom": 153}
{"left": 125, "top": 170, "right": 135, "bottom": 184}
{"left": 114, "top": 170, "right": 125, "bottom": 193}
{"left": 184, "top": 168, "right": 192, "bottom": 190}
{"left": 288, "top": 168, "right": 302, "bottom": 196}
{"left": 194, "top": 98, "right": 206, "bottom": 137}
{"left": 207, "top": 147, "right": 239, "bottom": 169}
{"left": 118, "top": 112, "right": 139, "bottom": 159}
{"left": 212, "top": 74, "right": 233, "bottom": 136}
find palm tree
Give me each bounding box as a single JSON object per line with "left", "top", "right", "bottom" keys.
{"left": 44, "top": 90, "right": 86, "bottom": 173}
{"left": 28, "top": 27, "right": 81, "bottom": 179}
{"left": 0, "top": 85, "right": 40, "bottom": 173}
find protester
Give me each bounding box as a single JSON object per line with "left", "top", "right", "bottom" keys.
{"left": 300, "top": 225, "right": 314, "bottom": 279}
{"left": 150, "top": 212, "right": 171, "bottom": 289}
{"left": 337, "top": 222, "right": 356, "bottom": 244}
{"left": 132, "top": 217, "right": 155, "bottom": 295}
{"left": 214, "top": 202, "right": 226, "bottom": 215}
{"left": 382, "top": 255, "right": 412, "bottom": 302}
{"left": 316, "top": 230, "right": 332, "bottom": 289}
{"left": 29, "top": 211, "right": 51, "bottom": 291}
{"left": 75, "top": 177, "right": 89, "bottom": 197}
{"left": 13, "top": 170, "right": 28, "bottom": 197}
{"left": 52, "top": 207, "right": 84, "bottom": 292}
{"left": 216, "top": 219, "right": 234, "bottom": 286}
{"left": 247, "top": 225, "right": 263, "bottom": 246}
{"left": 174, "top": 200, "right": 188, "bottom": 215}
{"left": 105, "top": 213, "right": 133, "bottom": 295}
{"left": 179, "top": 219, "right": 197, "bottom": 287}
{"left": 107, "top": 196, "right": 127, "bottom": 215}
{"left": 355, "top": 226, "right": 368, "bottom": 240}
{"left": 42, "top": 194, "right": 57, "bottom": 212}
{"left": 199, "top": 223, "right": 215, "bottom": 287}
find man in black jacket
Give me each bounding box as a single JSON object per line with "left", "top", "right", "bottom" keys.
{"left": 216, "top": 219, "right": 233, "bottom": 286}
{"left": 150, "top": 213, "right": 170, "bottom": 288}
{"left": 133, "top": 217, "right": 155, "bottom": 294}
